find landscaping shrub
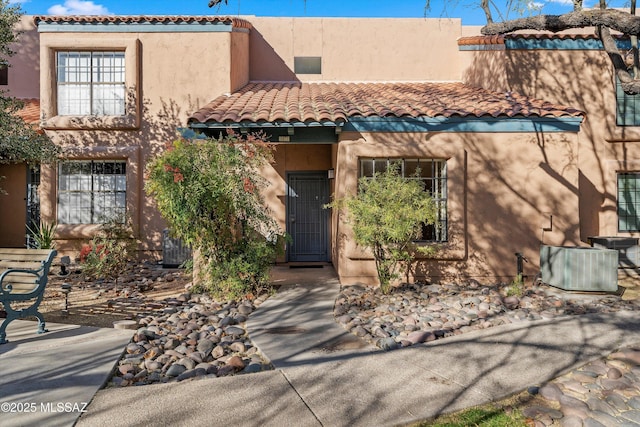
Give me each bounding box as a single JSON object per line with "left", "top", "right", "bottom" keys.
{"left": 81, "top": 215, "right": 137, "bottom": 280}
{"left": 327, "top": 164, "right": 438, "bottom": 294}
{"left": 145, "top": 132, "right": 286, "bottom": 299}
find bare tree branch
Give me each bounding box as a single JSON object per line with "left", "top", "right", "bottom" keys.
{"left": 480, "top": 0, "right": 493, "bottom": 24}
{"left": 482, "top": 9, "right": 640, "bottom": 36}
{"left": 597, "top": 25, "right": 640, "bottom": 93}
{"left": 573, "top": 0, "right": 583, "bottom": 12}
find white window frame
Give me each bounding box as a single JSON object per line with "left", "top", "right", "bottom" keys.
{"left": 56, "top": 51, "right": 126, "bottom": 116}
{"left": 57, "top": 160, "right": 127, "bottom": 225}
{"left": 41, "top": 38, "right": 140, "bottom": 130}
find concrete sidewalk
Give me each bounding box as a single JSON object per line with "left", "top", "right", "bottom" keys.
{"left": 77, "top": 266, "right": 640, "bottom": 427}
{"left": 0, "top": 319, "right": 133, "bottom": 427}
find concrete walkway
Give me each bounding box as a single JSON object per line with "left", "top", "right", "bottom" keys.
{"left": 77, "top": 266, "right": 640, "bottom": 427}
{"left": 0, "top": 319, "right": 133, "bottom": 427}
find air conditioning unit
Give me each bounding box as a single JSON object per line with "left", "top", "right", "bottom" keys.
{"left": 588, "top": 236, "right": 640, "bottom": 269}
{"left": 162, "top": 229, "right": 192, "bottom": 268}
{"left": 540, "top": 245, "right": 618, "bottom": 292}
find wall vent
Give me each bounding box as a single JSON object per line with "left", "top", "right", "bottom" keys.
{"left": 162, "top": 229, "right": 191, "bottom": 268}
{"left": 294, "top": 56, "right": 322, "bottom": 74}
{"left": 540, "top": 245, "right": 618, "bottom": 292}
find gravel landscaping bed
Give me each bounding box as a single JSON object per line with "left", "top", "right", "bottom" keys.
{"left": 41, "top": 263, "right": 273, "bottom": 387}
{"left": 109, "top": 292, "right": 273, "bottom": 387}
{"left": 334, "top": 280, "right": 640, "bottom": 351}
{"left": 41, "top": 263, "right": 640, "bottom": 389}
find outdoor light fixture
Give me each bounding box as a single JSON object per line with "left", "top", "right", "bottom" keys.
{"left": 59, "top": 256, "right": 71, "bottom": 276}
{"left": 328, "top": 168, "right": 335, "bottom": 179}
{"left": 61, "top": 283, "right": 71, "bottom": 314}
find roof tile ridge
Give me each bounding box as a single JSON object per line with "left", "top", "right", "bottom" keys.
{"left": 34, "top": 15, "right": 252, "bottom": 28}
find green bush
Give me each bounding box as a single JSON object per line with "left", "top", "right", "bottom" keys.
{"left": 145, "top": 132, "right": 285, "bottom": 300}
{"left": 327, "top": 164, "right": 438, "bottom": 294}
{"left": 506, "top": 274, "right": 526, "bottom": 297}
{"left": 81, "top": 215, "right": 137, "bottom": 280}
{"left": 26, "top": 220, "right": 57, "bottom": 249}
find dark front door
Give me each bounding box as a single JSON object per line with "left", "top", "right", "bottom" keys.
{"left": 0, "top": 163, "right": 28, "bottom": 248}
{"left": 287, "top": 172, "right": 330, "bottom": 262}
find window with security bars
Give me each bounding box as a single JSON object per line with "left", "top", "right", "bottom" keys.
{"left": 618, "top": 172, "right": 640, "bottom": 231}
{"left": 615, "top": 75, "right": 640, "bottom": 126}
{"left": 359, "top": 158, "right": 448, "bottom": 242}
{"left": 56, "top": 51, "right": 125, "bottom": 116}
{"left": 58, "top": 161, "right": 126, "bottom": 224}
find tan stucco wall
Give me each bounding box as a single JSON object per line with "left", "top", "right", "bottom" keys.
{"left": 461, "top": 43, "right": 640, "bottom": 245}
{"left": 6, "top": 16, "right": 39, "bottom": 99}
{"left": 248, "top": 17, "right": 465, "bottom": 82}
{"left": 37, "top": 27, "right": 249, "bottom": 258}
{"left": 332, "top": 130, "right": 580, "bottom": 285}
{"left": 230, "top": 31, "right": 250, "bottom": 91}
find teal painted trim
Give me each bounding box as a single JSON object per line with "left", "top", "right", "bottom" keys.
{"left": 189, "top": 116, "right": 582, "bottom": 133}
{"left": 504, "top": 37, "right": 630, "bottom": 51}
{"left": 343, "top": 116, "right": 583, "bottom": 133}
{"left": 461, "top": 38, "right": 631, "bottom": 51}
{"left": 458, "top": 45, "right": 505, "bottom": 51}
{"left": 37, "top": 22, "right": 242, "bottom": 33}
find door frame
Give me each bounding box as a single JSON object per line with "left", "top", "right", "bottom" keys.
{"left": 285, "top": 171, "right": 331, "bottom": 262}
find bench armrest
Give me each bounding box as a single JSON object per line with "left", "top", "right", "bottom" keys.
{"left": 0, "top": 268, "right": 41, "bottom": 295}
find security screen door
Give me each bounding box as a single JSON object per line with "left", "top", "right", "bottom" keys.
{"left": 287, "top": 172, "right": 330, "bottom": 262}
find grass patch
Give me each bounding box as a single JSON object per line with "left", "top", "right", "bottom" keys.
{"left": 411, "top": 391, "right": 534, "bottom": 427}
{"left": 416, "top": 406, "right": 527, "bottom": 427}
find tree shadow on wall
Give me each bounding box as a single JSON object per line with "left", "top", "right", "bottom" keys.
{"left": 465, "top": 44, "right": 631, "bottom": 242}
{"left": 48, "top": 93, "right": 198, "bottom": 256}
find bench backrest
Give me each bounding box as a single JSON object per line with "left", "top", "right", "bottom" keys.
{"left": 0, "top": 249, "right": 57, "bottom": 295}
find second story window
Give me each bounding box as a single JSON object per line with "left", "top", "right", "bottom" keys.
{"left": 57, "top": 51, "right": 125, "bottom": 116}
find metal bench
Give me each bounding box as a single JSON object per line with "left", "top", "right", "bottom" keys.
{"left": 0, "top": 248, "right": 57, "bottom": 344}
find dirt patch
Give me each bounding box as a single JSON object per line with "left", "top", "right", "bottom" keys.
{"left": 39, "top": 263, "right": 192, "bottom": 329}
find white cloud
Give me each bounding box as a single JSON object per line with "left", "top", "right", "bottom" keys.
{"left": 544, "top": 0, "right": 575, "bottom": 5}
{"left": 47, "top": 0, "right": 111, "bottom": 15}
{"left": 528, "top": 1, "right": 545, "bottom": 10}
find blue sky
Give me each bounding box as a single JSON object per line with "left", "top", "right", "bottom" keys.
{"left": 10, "top": 0, "right": 629, "bottom": 26}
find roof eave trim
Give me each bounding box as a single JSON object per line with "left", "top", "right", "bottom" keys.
{"left": 460, "top": 37, "right": 631, "bottom": 51}
{"left": 37, "top": 21, "right": 244, "bottom": 34}
{"left": 188, "top": 120, "right": 345, "bottom": 129}
{"left": 344, "top": 116, "right": 583, "bottom": 133}
{"left": 189, "top": 116, "right": 583, "bottom": 133}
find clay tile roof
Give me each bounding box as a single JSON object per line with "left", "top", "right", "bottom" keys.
{"left": 188, "top": 82, "right": 584, "bottom": 126}
{"left": 33, "top": 15, "right": 252, "bottom": 29}
{"left": 457, "top": 35, "right": 505, "bottom": 46}
{"left": 458, "top": 32, "right": 627, "bottom": 46}
{"left": 15, "top": 98, "right": 40, "bottom": 125}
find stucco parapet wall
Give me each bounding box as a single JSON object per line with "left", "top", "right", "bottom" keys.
{"left": 458, "top": 33, "right": 631, "bottom": 50}
{"left": 34, "top": 15, "right": 252, "bottom": 33}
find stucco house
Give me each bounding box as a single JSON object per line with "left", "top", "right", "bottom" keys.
{"left": 0, "top": 14, "right": 636, "bottom": 286}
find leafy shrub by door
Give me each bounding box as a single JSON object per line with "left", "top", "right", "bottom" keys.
{"left": 145, "top": 132, "right": 285, "bottom": 299}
